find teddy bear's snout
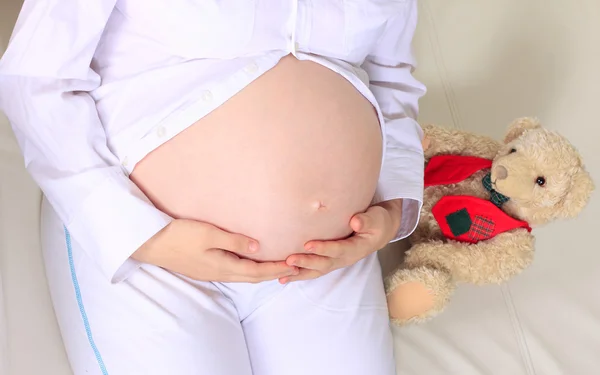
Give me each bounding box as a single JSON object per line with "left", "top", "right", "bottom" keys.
{"left": 494, "top": 165, "right": 508, "bottom": 180}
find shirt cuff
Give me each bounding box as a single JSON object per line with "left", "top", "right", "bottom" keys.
{"left": 66, "top": 171, "right": 172, "bottom": 283}
{"left": 374, "top": 153, "right": 424, "bottom": 243}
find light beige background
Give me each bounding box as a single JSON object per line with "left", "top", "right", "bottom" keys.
{"left": 1, "top": 1, "right": 598, "bottom": 374}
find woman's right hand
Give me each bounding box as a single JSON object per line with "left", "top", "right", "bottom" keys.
{"left": 132, "top": 219, "right": 299, "bottom": 283}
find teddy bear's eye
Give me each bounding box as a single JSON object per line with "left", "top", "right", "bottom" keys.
{"left": 509, "top": 148, "right": 517, "bottom": 154}
{"left": 536, "top": 177, "right": 546, "bottom": 186}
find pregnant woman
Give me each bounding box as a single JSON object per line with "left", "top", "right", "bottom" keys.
{"left": 0, "top": 1, "right": 425, "bottom": 374}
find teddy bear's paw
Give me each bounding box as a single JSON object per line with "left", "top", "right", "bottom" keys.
{"left": 385, "top": 266, "right": 455, "bottom": 326}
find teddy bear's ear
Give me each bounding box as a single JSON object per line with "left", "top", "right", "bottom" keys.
{"left": 504, "top": 117, "right": 542, "bottom": 144}
{"left": 556, "top": 167, "right": 595, "bottom": 219}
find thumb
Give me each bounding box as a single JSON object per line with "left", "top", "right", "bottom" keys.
{"left": 351, "top": 209, "right": 377, "bottom": 233}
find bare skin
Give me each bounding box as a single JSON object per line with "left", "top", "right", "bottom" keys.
{"left": 131, "top": 55, "right": 388, "bottom": 282}
{"left": 132, "top": 218, "right": 300, "bottom": 283}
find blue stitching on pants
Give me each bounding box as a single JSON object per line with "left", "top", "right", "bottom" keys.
{"left": 64, "top": 227, "right": 108, "bottom": 375}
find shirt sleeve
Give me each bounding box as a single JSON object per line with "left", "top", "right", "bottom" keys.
{"left": 361, "top": 0, "right": 426, "bottom": 242}
{"left": 0, "top": 0, "right": 172, "bottom": 283}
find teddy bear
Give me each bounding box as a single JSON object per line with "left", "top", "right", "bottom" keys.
{"left": 385, "top": 117, "right": 594, "bottom": 326}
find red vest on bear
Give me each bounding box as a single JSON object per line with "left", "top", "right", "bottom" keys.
{"left": 424, "top": 155, "right": 532, "bottom": 243}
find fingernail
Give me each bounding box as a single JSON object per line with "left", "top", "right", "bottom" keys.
{"left": 248, "top": 241, "right": 258, "bottom": 252}
{"left": 306, "top": 247, "right": 314, "bottom": 253}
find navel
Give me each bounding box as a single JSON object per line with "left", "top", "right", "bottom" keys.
{"left": 311, "top": 200, "right": 328, "bottom": 211}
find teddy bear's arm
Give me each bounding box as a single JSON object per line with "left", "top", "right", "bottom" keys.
{"left": 405, "top": 229, "right": 535, "bottom": 285}
{"left": 421, "top": 124, "right": 501, "bottom": 161}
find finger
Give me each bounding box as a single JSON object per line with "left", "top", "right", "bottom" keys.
{"left": 215, "top": 251, "right": 298, "bottom": 282}
{"left": 239, "top": 259, "right": 299, "bottom": 282}
{"left": 305, "top": 234, "right": 369, "bottom": 258}
{"left": 239, "top": 260, "right": 300, "bottom": 282}
{"left": 304, "top": 238, "right": 346, "bottom": 258}
{"left": 286, "top": 253, "right": 336, "bottom": 273}
{"left": 279, "top": 268, "right": 322, "bottom": 284}
{"left": 209, "top": 228, "right": 259, "bottom": 255}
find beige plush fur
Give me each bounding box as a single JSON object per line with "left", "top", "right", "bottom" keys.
{"left": 386, "top": 117, "right": 595, "bottom": 325}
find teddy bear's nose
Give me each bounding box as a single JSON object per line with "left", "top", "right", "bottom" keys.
{"left": 495, "top": 165, "right": 508, "bottom": 180}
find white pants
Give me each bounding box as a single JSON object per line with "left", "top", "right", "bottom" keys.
{"left": 40, "top": 199, "right": 396, "bottom": 375}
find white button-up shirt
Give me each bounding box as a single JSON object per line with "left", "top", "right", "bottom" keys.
{"left": 0, "top": 0, "right": 426, "bottom": 282}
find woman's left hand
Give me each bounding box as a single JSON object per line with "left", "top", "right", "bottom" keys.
{"left": 279, "top": 199, "right": 403, "bottom": 284}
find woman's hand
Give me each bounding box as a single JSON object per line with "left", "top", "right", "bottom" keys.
{"left": 280, "top": 199, "right": 403, "bottom": 283}
{"left": 133, "top": 219, "right": 299, "bottom": 283}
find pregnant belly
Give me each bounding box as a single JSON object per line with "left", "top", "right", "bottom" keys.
{"left": 130, "top": 55, "right": 383, "bottom": 261}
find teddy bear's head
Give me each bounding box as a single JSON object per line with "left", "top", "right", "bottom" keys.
{"left": 490, "top": 117, "right": 594, "bottom": 225}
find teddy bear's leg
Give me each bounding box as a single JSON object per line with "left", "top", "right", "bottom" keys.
{"left": 384, "top": 266, "right": 455, "bottom": 325}
{"left": 406, "top": 231, "right": 535, "bottom": 285}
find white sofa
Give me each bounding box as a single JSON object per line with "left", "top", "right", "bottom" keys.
{"left": 2, "top": 1, "right": 599, "bottom": 374}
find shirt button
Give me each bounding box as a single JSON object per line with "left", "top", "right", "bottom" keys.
{"left": 201, "top": 90, "right": 213, "bottom": 102}
{"left": 244, "top": 62, "right": 258, "bottom": 74}
{"left": 121, "top": 157, "right": 129, "bottom": 167}
{"left": 156, "top": 126, "right": 166, "bottom": 138}
{"left": 294, "top": 42, "right": 300, "bottom": 51}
